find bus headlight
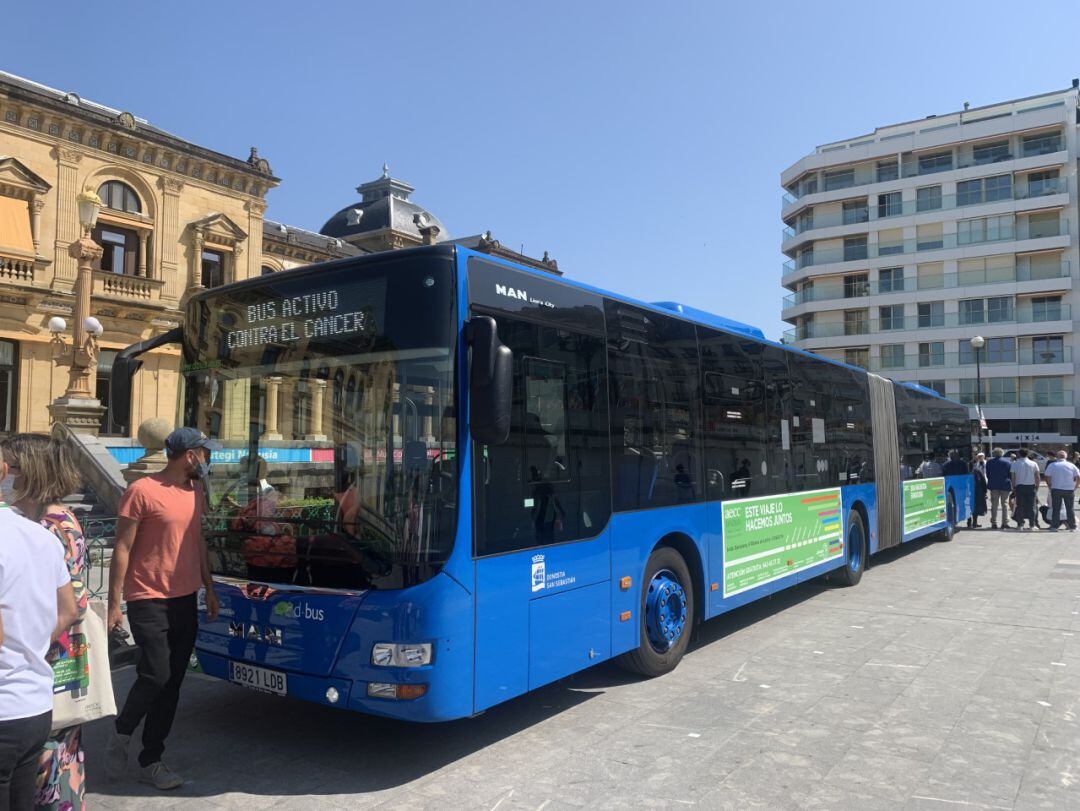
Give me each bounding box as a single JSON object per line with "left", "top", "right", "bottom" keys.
{"left": 371, "top": 642, "right": 432, "bottom": 667}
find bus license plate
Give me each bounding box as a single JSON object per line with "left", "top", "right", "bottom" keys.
{"left": 229, "top": 661, "right": 287, "bottom": 696}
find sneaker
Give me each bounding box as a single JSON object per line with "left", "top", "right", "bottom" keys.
{"left": 139, "top": 761, "right": 184, "bottom": 790}
{"left": 991, "top": 523, "right": 998, "bottom": 529}
{"left": 104, "top": 731, "right": 131, "bottom": 780}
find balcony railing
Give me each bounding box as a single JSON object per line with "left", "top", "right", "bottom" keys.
{"left": 93, "top": 270, "right": 164, "bottom": 302}
{"left": 782, "top": 261, "right": 1071, "bottom": 308}
{"left": 0, "top": 251, "right": 36, "bottom": 285}
{"left": 782, "top": 138, "right": 1065, "bottom": 205}
{"left": 784, "top": 304, "right": 1072, "bottom": 341}
{"left": 781, "top": 178, "right": 1068, "bottom": 243}
{"left": 958, "top": 389, "right": 1072, "bottom": 407}
{"left": 782, "top": 218, "right": 1068, "bottom": 274}
{"left": 867, "top": 346, "right": 1073, "bottom": 372}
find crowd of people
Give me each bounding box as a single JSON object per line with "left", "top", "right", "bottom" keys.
{"left": 967, "top": 447, "right": 1080, "bottom": 531}
{"left": 0, "top": 428, "right": 218, "bottom": 809}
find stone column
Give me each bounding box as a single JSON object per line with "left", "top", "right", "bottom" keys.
{"left": 261, "top": 376, "right": 283, "bottom": 440}
{"left": 52, "top": 148, "right": 83, "bottom": 286}
{"left": 138, "top": 232, "right": 149, "bottom": 277}
{"left": 305, "top": 379, "right": 328, "bottom": 441}
{"left": 422, "top": 386, "right": 435, "bottom": 443}
{"left": 244, "top": 199, "right": 266, "bottom": 281}
{"left": 191, "top": 227, "right": 205, "bottom": 290}
{"left": 158, "top": 177, "right": 183, "bottom": 301}
{"left": 31, "top": 197, "right": 44, "bottom": 254}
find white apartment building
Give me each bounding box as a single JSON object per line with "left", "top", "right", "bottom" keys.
{"left": 780, "top": 80, "right": 1080, "bottom": 448}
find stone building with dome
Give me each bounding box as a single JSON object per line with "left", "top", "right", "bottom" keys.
{"left": 0, "top": 68, "right": 556, "bottom": 440}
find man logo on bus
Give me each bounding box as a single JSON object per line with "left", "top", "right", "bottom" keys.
{"left": 495, "top": 283, "right": 528, "bottom": 301}
{"left": 531, "top": 554, "right": 546, "bottom": 592}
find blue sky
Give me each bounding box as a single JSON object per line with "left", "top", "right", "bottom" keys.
{"left": 5, "top": 1, "right": 1079, "bottom": 338}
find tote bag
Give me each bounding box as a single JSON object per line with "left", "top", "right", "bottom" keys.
{"left": 51, "top": 600, "right": 117, "bottom": 730}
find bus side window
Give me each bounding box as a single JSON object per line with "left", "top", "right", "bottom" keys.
{"left": 475, "top": 317, "right": 611, "bottom": 556}
{"left": 606, "top": 302, "right": 702, "bottom": 511}
{"left": 699, "top": 328, "right": 767, "bottom": 501}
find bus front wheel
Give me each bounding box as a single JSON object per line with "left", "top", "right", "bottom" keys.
{"left": 831, "top": 509, "right": 866, "bottom": 587}
{"left": 617, "top": 547, "right": 694, "bottom": 678}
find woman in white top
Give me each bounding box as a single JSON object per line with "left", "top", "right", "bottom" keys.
{"left": 0, "top": 456, "right": 77, "bottom": 809}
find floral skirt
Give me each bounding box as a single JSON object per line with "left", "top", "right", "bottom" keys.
{"left": 35, "top": 724, "right": 85, "bottom": 811}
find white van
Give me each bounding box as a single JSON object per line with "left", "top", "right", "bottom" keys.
{"left": 998, "top": 448, "right": 1051, "bottom": 473}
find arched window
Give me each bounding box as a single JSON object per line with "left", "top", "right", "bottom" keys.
{"left": 97, "top": 181, "right": 141, "bottom": 214}
{"left": 261, "top": 265, "right": 276, "bottom": 276}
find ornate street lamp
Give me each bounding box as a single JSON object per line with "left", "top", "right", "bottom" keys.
{"left": 971, "top": 335, "right": 985, "bottom": 453}
{"left": 48, "top": 187, "right": 107, "bottom": 434}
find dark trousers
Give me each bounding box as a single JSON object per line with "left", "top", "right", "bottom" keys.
{"left": 1050, "top": 489, "right": 1076, "bottom": 529}
{"left": 115, "top": 593, "right": 198, "bottom": 767}
{"left": 0, "top": 710, "right": 51, "bottom": 811}
{"left": 1015, "top": 483, "right": 1037, "bottom": 528}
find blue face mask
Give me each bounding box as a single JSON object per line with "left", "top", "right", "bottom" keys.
{"left": 0, "top": 474, "right": 15, "bottom": 503}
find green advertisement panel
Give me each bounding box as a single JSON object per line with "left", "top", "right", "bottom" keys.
{"left": 722, "top": 487, "right": 844, "bottom": 598}
{"left": 903, "top": 477, "right": 946, "bottom": 534}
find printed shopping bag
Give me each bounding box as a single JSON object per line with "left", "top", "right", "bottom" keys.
{"left": 51, "top": 600, "right": 117, "bottom": 730}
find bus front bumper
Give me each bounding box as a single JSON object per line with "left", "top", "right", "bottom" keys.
{"left": 195, "top": 650, "right": 455, "bottom": 722}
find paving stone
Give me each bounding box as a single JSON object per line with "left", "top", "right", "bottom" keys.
{"left": 85, "top": 526, "right": 1080, "bottom": 808}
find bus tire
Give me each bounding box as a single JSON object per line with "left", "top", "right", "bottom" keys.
{"left": 617, "top": 546, "right": 694, "bottom": 678}
{"left": 940, "top": 491, "right": 957, "bottom": 542}
{"left": 832, "top": 509, "right": 866, "bottom": 587}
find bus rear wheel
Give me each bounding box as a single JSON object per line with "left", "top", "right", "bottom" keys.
{"left": 831, "top": 508, "right": 866, "bottom": 587}
{"left": 939, "top": 492, "right": 957, "bottom": 542}
{"left": 617, "top": 547, "right": 694, "bottom": 678}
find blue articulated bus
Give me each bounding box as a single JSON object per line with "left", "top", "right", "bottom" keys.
{"left": 112, "top": 244, "right": 974, "bottom": 721}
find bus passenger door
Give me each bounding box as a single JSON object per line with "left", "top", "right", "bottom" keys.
{"left": 470, "top": 313, "right": 613, "bottom": 712}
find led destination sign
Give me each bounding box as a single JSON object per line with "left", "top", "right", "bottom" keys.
{"left": 223, "top": 281, "right": 384, "bottom": 351}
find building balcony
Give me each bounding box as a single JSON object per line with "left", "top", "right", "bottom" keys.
{"left": 780, "top": 178, "right": 1068, "bottom": 247}
{"left": 0, "top": 250, "right": 38, "bottom": 286}
{"left": 783, "top": 304, "right": 1072, "bottom": 342}
{"left": 782, "top": 260, "right": 1071, "bottom": 309}
{"left": 781, "top": 218, "right": 1069, "bottom": 276}
{"left": 780, "top": 145, "right": 1068, "bottom": 217}
{"left": 92, "top": 270, "right": 165, "bottom": 303}
{"left": 958, "top": 390, "right": 1073, "bottom": 408}
{"left": 868, "top": 347, "right": 1073, "bottom": 373}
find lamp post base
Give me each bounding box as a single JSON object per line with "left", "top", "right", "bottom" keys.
{"left": 49, "top": 397, "right": 106, "bottom": 436}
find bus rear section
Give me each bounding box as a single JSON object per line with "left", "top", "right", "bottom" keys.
{"left": 182, "top": 249, "right": 475, "bottom": 721}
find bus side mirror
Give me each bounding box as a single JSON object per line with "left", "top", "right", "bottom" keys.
{"left": 110, "top": 327, "right": 183, "bottom": 435}
{"left": 108, "top": 354, "right": 141, "bottom": 435}
{"left": 466, "top": 316, "right": 512, "bottom": 445}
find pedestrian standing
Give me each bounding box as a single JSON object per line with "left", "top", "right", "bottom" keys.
{"left": 1043, "top": 450, "right": 1080, "bottom": 531}
{"left": 969, "top": 452, "right": 987, "bottom": 528}
{"left": 918, "top": 455, "right": 944, "bottom": 478}
{"left": 1011, "top": 449, "right": 1041, "bottom": 530}
{"left": 0, "top": 455, "right": 78, "bottom": 810}
{"left": 986, "top": 448, "right": 1013, "bottom": 529}
{"left": 105, "top": 429, "right": 219, "bottom": 790}
{"left": 0, "top": 435, "right": 89, "bottom": 811}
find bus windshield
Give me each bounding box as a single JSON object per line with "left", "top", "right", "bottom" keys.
{"left": 180, "top": 253, "right": 458, "bottom": 590}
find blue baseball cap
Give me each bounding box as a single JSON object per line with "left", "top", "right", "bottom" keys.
{"left": 164, "top": 427, "right": 220, "bottom": 454}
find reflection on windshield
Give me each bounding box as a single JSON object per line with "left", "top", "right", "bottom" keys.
{"left": 187, "top": 347, "right": 456, "bottom": 590}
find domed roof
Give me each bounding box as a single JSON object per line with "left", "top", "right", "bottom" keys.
{"left": 320, "top": 165, "right": 448, "bottom": 243}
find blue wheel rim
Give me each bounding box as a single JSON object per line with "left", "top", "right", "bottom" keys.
{"left": 848, "top": 520, "right": 863, "bottom": 572}
{"left": 645, "top": 568, "right": 687, "bottom": 653}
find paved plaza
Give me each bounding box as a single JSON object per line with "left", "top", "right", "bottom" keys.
{"left": 85, "top": 525, "right": 1080, "bottom": 810}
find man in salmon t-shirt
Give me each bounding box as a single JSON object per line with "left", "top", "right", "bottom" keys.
{"left": 105, "top": 428, "right": 220, "bottom": 790}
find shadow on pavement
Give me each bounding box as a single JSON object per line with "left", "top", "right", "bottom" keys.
{"left": 86, "top": 530, "right": 961, "bottom": 804}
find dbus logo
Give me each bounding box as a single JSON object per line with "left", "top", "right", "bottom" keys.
{"left": 272, "top": 601, "right": 325, "bottom": 621}
{"left": 531, "top": 554, "right": 546, "bottom": 592}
